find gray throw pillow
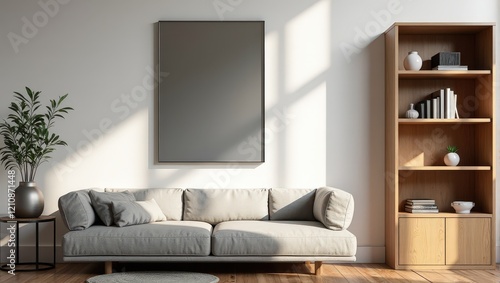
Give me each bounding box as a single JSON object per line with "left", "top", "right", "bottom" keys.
{"left": 111, "top": 198, "right": 167, "bottom": 227}
{"left": 58, "top": 189, "right": 96, "bottom": 230}
{"left": 89, "top": 190, "right": 135, "bottom": 226}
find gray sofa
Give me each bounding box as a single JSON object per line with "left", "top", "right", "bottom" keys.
{"left": 58, "top": 187, "right": 357, "bottom": 274}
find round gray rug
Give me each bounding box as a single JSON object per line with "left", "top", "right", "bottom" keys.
{"left": 86, "top": 271, "right": 219, "bottom": 283}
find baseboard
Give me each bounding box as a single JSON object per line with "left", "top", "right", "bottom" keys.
{"left": 497, "top": 246, "right": 500, "bottom": 263}
{"left": 344, "top": 246, "right": 385, "bottom": 263}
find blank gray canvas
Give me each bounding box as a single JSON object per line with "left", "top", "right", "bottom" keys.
{"left": 158, "top": 21, "right": 264, "bottom": 162}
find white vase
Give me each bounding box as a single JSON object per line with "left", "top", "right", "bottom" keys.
{"left": 405, "top": 103, "right": 419, "bottom": 119}
{"left": 404, "top": 51, "right": 422, "bottom": 71}
{"left": 444, "top": 152, "right": 460, "bottom": 166}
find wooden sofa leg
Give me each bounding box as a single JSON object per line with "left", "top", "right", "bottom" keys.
{"left": 104, "top": 261, "right": 113, "bottom": 274}
{"left": 314, "top": 261, "right": 323, "bottom": 275}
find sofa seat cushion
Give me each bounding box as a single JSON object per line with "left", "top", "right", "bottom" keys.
{"left": 63, "top": 221, "right": 212, "bottom": 257}
{"left": 212, "top": 221, "right": 357, "bottom": 256}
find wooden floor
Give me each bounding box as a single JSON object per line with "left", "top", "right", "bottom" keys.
{"left": 1, "top": 262, "right": 500, "bottom": 282}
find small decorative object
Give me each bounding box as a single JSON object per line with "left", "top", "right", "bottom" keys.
{"left": 444, "top": 145, "right": 460, "bottom": 166}
{"left": 403, "top": 51, "right": 422, "bottom": 71}
{"left": 431, "top": 52, "right": 461, "bottom": 68}
{"left": 451, "top": 201, "right": 475, "bottom": 214}
{"left": 405, "top": 103, "right": 419, "bottom": 119}
{"left": 0, "top": 87, "right": 73, "bottom": 218}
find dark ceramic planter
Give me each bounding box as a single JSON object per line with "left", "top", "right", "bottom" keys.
{"left": 14, "top": 182, "right": 44, "bottom": 218}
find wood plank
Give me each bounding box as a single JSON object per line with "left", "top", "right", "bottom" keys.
{"left": 240, "top": 273, "right": 259, "bottom": 283}
{"left": 352, "top": 263, "right": 386, "bottom": 282}
{"left": 320, "top": 264, "right": 349, "bottom": 283}
{"left": 290, "top": 263, "right": 317, "bottom": 283}
{"left": 416, "top": 269, "right": 474, "bottom": 282}
{"left": 369, "top": 263, "right": 415, "bottom": 283}
{"left": 334, "top": 264, "right": 371, "bottom": 283}
{"left": 393, "top": 269, "right": 430, "bottom": 282}
{"left": 453, "top": 269, "right": 497, "bottom": 283}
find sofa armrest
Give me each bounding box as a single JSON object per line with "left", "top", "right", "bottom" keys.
{"left": 313, "top": 187, "right": 354, "bottom": 230}
{"left": 58, "top": 189, "right": 97, "bottom": 230}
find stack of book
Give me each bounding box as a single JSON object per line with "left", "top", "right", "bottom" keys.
{"left": 415, "top": 88, "right": 459, "bottom": 119}
{"left": 405, "top": 199, "right": 439, "bottom": 213}
{"left": 431, "top": 51, "right": 468, "bottom": 71}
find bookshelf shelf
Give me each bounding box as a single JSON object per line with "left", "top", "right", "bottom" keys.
{"left": 399, "top": 166, "right": 490, "bottom": 171}
{"left": 399, "top": 70, "right": 491, "bottom": 79}
{"left": 398, "top": 118, "right": 491, "bottom": 124}
{"left": 399, "top": 212, "right": 492, "bottom": 218}
{"left": 385, "top": 23, "right": 495, "bottom": 270}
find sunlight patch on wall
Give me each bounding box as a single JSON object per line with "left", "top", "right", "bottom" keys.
{"left": 282, "top": 82, "right": 326, "bottom": 187}
{"left": 284, "top": 0, "right": 331, "bottom": 94}
{"left": 46, "top": 108, "right": 151, "bottom": 202}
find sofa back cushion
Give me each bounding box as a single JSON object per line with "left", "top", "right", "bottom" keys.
{"left": 313, "top": 186, "right": 354, "bottom": 230}
{"left": 106, "top": 188, "right": 184, "bottom": 221}
{"left": 269, "top": 188, "right": 316, "bottom": 220}
{"left": 183, "top": 188, "right": 269, "bottom": 225}
{"left": 58, "top": 189, "right": 97, "bottom": 231}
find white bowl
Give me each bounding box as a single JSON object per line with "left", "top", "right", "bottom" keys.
{"left": 451, "top": 201, "right": 475, "bottom": 214}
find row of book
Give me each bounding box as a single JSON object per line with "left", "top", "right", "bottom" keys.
{"left": 405, "top": 199, "right": 438, "bottom": 213}
{"left": 414, "top": 88, "right": 459, "bottom": 119}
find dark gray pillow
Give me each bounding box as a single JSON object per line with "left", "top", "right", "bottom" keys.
{"left": 89, "top": 190, "right": 135, "bottom": 226}
{"left": 111, "top": 198, "right": 166, "bottom": 227}
{"left": 58, "top": 189, "right": 96, "bottom": 230}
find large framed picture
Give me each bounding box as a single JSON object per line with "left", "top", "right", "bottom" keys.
{"left": 158, "top": 21, "right": 265, "bottom": 163}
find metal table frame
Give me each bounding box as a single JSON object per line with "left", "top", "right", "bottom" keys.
{"left": 0, "top": 215, "right": 56, "bottom": 272}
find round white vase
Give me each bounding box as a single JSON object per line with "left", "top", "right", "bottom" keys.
{"left": 404, "top": 51, "right": 422, "bottom": 71}
{"left": 444, "top": 152, "right": 460, "bottom": 166}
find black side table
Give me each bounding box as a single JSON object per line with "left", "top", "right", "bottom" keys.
{"left": 0, "top": 215, "right": 56, "bottom": 272}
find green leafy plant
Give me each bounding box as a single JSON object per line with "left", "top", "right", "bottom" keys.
{"left": 446, "top": 145, "right": 458, "bottom": 153}
{"left": 0, "top": 87, "right": 73, "bottom": 182}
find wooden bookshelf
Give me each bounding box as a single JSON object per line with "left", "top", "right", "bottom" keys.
{"left": 385, "top": 23, "right": 495, "bottom": 269}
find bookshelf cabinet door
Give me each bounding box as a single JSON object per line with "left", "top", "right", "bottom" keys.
{"left": 446, "top": 218, "right": 491, "bottom": 265}
{"left": 399, "top": 218, "right": 445, "bottom": 265}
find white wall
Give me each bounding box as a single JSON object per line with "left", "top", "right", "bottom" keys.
{"left": 0, "top": 0, "right": 498, "bottom": 263}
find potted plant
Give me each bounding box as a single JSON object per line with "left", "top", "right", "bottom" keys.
{"left": 444, "top": 145, "right": 460, "bottom": 166}
{"left": 0, "top": 87, "right": 73, "bottom": 218}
